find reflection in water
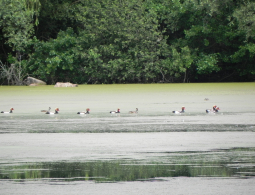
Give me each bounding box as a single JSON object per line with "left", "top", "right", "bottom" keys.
{"left": 1, "top": 148, "right": 255, "bottom": 182}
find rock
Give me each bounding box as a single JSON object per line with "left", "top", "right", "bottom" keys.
{"left": 25, "top": 77, "right": 46, "bottom": 86}
{"left": 54, "top": 82, "right": 78, "bottom": 87}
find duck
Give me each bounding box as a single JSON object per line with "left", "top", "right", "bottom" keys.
{"left": 206, "top": 105, "right": 220, "bottom": 113}
{"left": 41, "top": 107, "right": 51, "bottom": 112}
{"left": 204, "top": 98, "right": 209, "bottom": 101}
{"left": 1, "top": 108, "right": 14, "bottom": 114}
{"left": 110, "top": 108, "right": 120, "bottom": 114}
{"left": 214, "top": 106, "right": 220, "bottom": 112}
{"left": 172, "top": 106, "right": 185, "bottom": 114}
{"left": 77, "top": 108, "right": 90, "bottom": 114}
{"left": 129, "top": 108, "right": 138, "bottom": 114}
{"left": 46, "top": 108, "right": 59, "bottom": 114}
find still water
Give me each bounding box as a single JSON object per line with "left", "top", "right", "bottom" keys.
{"left": 0, "top": 83, "right": 255, "bottom": 194}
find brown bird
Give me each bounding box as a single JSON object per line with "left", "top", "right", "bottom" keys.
{"left": 129, "top": 108, "right": 138, "bottom": 114}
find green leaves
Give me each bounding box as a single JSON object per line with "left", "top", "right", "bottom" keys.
{"left": 27, "top": 28, "right": 79, "bottom": 82}
{"left": 70, "top": 0, "right": 165, "bottom": 83}
{"left": 196, "top": 53, "right": 220, "bottom": 74}
{"left": 0, "top": 0, "right": 34, "bottom": 52}
{"left": 233, "top": 1, "right": 255, "bottom": 39}
{"left": 1, "top": 0, "right": 255, "bottom": 84}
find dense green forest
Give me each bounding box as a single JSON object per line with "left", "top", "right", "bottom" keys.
{"left": 0, "top": 0, "right": 254, "bottom": 84}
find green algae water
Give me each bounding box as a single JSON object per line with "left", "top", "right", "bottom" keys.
{"left": 1, "top": 82, "right": 254, "bottom": 114}
{"left": 1, "top": 83, "right": 255, "bottom": 194}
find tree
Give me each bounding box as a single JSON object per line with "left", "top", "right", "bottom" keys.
{"left": 231, "top": 1, "right": 255, "bottom": 79}
{"left": 149, "top": 0, "right": 255, "bottom": 82}
{"left": 26, "top": 28, "right": 82, "bottom": 83}
{"left": 1, "top": 0, "right": 255, "bottom": 84}
{"left": 0, "top": 0, "right": 40, "bottom": 84}
{"left": 27, "top": 0, "right": 167, "bottom": 84}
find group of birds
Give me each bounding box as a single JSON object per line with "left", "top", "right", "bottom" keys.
{"left": 171, "top": 105, "right": 220, "bottom": 114}
{"left": 1, "top": 106, "right": 220, "bottom": 114}
{"left": 109, "top": 108, "right": 139, "bottom": 114}
{"left": 40, "top": 107, "right": 137, "bottom": 115}
{"left": 0, "top": 107, "right": 137, "bottom": 115}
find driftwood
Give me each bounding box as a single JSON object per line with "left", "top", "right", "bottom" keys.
{"left": 25, "top": 77, "right": 46, "bottom": 86}
{"left": 54, "top": 82, "right": 78, "bottom": 87}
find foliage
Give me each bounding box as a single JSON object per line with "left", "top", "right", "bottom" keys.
{"left": 26, "top": 28, "right": 80, "bottom": 83}
{"left": 0, "top": 0, "right": 34, "bottom": 52}
{"left": 231, "top": 1, "right": 255, "bottom": 77}
{"left": 0, "top": 0, "right": 39, "bottom": 84}
{"left": 1, "top": 0, "right": 255, "bottom": 84}
{"left": 27, "top": 0, "right": 167, "bottom": 84}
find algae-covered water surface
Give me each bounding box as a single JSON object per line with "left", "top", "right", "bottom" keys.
{"left": 1, "top": 83, "right": 255, "bottom": 195}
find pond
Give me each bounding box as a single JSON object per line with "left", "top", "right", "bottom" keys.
{"left": 0, "top": 83, "right": 255, "bottom": 194}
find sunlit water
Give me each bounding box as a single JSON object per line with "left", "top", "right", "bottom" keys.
{"left": 1, "top": 83, "right": 255, "bottom": 194}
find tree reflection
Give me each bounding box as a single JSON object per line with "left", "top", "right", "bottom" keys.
{"left": 1, "top": 148, "right": 254, "bottom": 182}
